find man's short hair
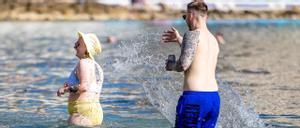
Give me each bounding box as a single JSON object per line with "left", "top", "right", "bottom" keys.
{"left": 187, "top": 1, "right": 208, "bottom": 17}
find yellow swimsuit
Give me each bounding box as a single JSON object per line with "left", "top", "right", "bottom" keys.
{"left": 68, "top": 100, "right": 103, "bottom": 125}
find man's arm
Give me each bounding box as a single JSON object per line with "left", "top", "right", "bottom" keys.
{"left": 177, "top": 36, "right": 183, "bottom": 47}
{"left": 174, "top": 31, "right": 200, "bottom": 72}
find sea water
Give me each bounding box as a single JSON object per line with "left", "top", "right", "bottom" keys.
{"left": 0, "top": 20, "right": 299, "bottom": 127}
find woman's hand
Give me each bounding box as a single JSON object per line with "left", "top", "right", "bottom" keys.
{"left": 162, "top": 27, "right": 182, "bottom": 45}
{"left": 57, "top": 83, "right": 69, "bottom": 97}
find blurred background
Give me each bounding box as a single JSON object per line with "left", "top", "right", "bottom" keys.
{"left": 1, "top": 0, "right": 300, "bottom": 20}
{"left": 0, "top": 0, "right": 299, "bottom": 128}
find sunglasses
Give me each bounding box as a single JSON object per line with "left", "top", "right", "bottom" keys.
{"left": 182, "top": 15, "right": 186, "bottom": 20}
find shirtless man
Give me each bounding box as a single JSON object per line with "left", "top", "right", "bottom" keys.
{"left": 162, "top": 1, "right": 220, "bottom": 128}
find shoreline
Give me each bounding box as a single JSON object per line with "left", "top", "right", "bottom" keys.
{"left": 1, "top": 3, "right": 300, "bottom": 21}
{"left": 2, "top": 18, "right": 300, "bottom": 23}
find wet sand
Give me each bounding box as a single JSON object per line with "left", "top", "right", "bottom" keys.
{"left": 217, "top": 26, "right": 300, "bottom": 126}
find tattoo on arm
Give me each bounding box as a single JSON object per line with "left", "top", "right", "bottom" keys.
{"left": 175, "top": 30, "right": 200, "bottom": 72}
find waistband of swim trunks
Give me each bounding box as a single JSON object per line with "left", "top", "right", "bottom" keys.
{"left": 183, "top": 91, "right": 219, "bottom": 95}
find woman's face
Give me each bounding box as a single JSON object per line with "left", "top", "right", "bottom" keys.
{"left": 74, "top": 37, "right": 87, "bottom": 59}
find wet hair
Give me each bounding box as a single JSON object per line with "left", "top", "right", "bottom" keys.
{"left": 187, "top": 1, "right": 208, "bottom": 17}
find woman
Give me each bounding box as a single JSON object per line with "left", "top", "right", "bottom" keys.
{"left": 57, "top": 31, "right": 104, "bottom": 127}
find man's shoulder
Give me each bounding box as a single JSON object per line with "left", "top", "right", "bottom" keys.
{"left": 183, "top": 30, "right": 201, "bottom": 45}
{"left": 185, "top": 30, "right": 201, "bottom": 38}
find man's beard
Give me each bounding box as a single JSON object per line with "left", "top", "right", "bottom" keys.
{"left": 187, "top": 21, "right": 192, "bottom": 30}
{"left": 188, "top": 23, "right": 193, "bottom": 31}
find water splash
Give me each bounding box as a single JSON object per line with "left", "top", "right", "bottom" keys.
{"left": 108, "top": 30, "right": 265, "bottom": 128}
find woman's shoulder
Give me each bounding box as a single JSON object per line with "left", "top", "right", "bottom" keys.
{"left": 79, "top": 58, "right": 93, "bottom": 64}
{"left": 78, "top": 58, "right": 94, "bottom": 68}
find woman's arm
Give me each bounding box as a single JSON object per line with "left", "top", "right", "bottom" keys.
{"left": 76, "top": 59, "right": 92, "bottom": 93}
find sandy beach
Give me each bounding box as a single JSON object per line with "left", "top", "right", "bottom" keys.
{"left": 217, "top": 26, "right": 300, "bottom": 126}
{"left": 1, "top": 1, "right": 300, "bottom": 21}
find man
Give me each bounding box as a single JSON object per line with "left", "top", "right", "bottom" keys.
{"left": 162, "top": 1, "right": 220, "bottom": 128}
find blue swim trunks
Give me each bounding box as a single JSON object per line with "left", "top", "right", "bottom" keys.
{"left": 175, "top": 91, "right": 220, "bottom": 128}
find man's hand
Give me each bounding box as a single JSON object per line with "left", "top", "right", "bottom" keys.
{"left": 162, "top": 27, "right": 182, "bottom": 45}
{"left": 165, "top": 60, "right": 176, "bottom": 71}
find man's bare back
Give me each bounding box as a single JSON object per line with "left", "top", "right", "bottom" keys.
{"left": 164, "top": 28, "right": 219, "bottom": 91}
{"left": 183, "top": 28, "right": 219, "bottom": 91}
